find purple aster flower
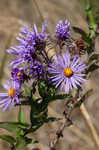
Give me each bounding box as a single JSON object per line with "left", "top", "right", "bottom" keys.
{"left": 7, "top": 23, "right": 49, "bottom": 67}
{"left": 48, "top": 52, "right": 87, "bottom": 93}
{"left": 55, "top": 20, "right": 70, "bottom": 39}
{"left": 11, "top": 68, "right": 24, "bottom": 81}
{"left": 29, "top": 61, "right": 46, "bottom": 80}
{"left": 0, "top": 81, "right": 21, "bottom": 112}
{"left": 11, "top": 68, "right": 25, "bottom": 89}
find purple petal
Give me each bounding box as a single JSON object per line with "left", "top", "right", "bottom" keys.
{"left": 74, "top": 65, "right": 87, "bottom": 72}
{"left": 15, "top": 96, "right": 21, "bottom": 104}
{"left": 55, "top": 78, "right": 64, "bottom": 88}
{"left": 51, "top": 75, "right": 62, "bottom": 82}
{"left": 0, "top": 101, "right": 9, "bottom": 108}
{"left": 7, "top": 49, "right": 19, "bottom": 55}
{"left": 2, "top": 100, "right": 11, "bottom": 112}
{"left": 73, "top": 77, "right": 82, "bottom": 87}
{"left": 8, "top": 81, "right": 12, "bottom": 87}
{"left": 71, "top": 56, "right": 77, "bottom": 67}
{"left": 60, "top": 79, "right": 65, "bottom": 91}
{"left": 71, "top": 57, "right": 80, "bottom": 69}
{"left": 75, "top": 74, "right": 86, "bottom": 77}
{"left": 34, "top": 24, "right": 38, "bottom": 35}
{"left": 70, "top": 77, "right": 77, "bottom": 89}
{"left": 42, "top": 23, "right": 47, "bottom": 33}
{"left": 2, "top": 84, "right": 9, "bottom": 90}
{"left": 0, "top": 98, "right": 9, "bottom": 104}
{"left": 9, "top": 59, "right": 23, "bottom": 67}
{"left": 0, "top": 93, "right": 8, "bottom": 97}
{"left": 57, "top": 54, "right": 65, "bottom": 67}
{"left": 74, "top": 75, "right": 87, "bottom": 82}
{"left": 63, "top": 53, "right": 70, "bottom": 66}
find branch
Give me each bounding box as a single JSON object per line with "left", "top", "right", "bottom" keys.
{"left": 80, "top": 104, "right": 99, "bottom": 149}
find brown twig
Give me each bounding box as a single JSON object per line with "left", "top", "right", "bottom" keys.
{"left": 80, "top": 103, "right": 99, "bottom": 149}
{"left": 49, "top": 97, "right": 75, "bottom": 150}
{"left": 33, "top": 0, "right": 44, "bottom": 23}
{"left": 48, "top": 107, "right": 94, "bottom": 147}
{"left": 49, "top": 119, "right": 68, "bottom": 150}
{"left": 32, "top": 0, "right": 51, "bottom": 34}
{"left": 49, "top": 90, "right": 95, "bottom": 150}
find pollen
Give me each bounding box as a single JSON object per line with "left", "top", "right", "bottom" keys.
{"left": 64, "top": 67, "right": 73, "bottom": 77}
{"left": 17, "top": 72, "right": 23, "bottom": 79}
{"left": 8, "top": 88, "right": 16, "bottom": 97}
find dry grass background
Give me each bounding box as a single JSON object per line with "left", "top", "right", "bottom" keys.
{"left": 0, "top": 0, "right": 99, "bottom": 150}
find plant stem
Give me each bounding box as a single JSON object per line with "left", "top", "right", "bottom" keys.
{"left": 80, "top": 104, "right": 99, "bottom": 149}
{"left": 49, "top": 107, "right": 94, "bottom": 148}
{"left": 85, "top": 0, "right": 96, "bottom": 38}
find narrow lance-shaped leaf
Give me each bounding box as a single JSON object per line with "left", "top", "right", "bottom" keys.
{"left": 38, "top": 82, "right": 46, "bottom": 98}
{"left": 0, "top": 135, "right": 16, "bottom": 144}
{"left": 86, "top": 64, "right": 99, "bottom": 73}
{"left": 47, "top": 94, "right": 72, "bottom": 102}
{"left": 72, "top": 26, "right": 90, "bottom": 44}
{"left": 16, "top": 136, "right": 37, "bottom": 149}
{"left": 24, "top": 84, "right": 31, "bottom": 96}
{"left": 88, "top": 53, "right": 99, "bottom": 64}
{"left": 0, "top": 122, "right": 29, "bottom": 134}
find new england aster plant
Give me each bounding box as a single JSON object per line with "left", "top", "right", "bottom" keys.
{"left": 0, "top": 12, "right": 99, "bottom": 149}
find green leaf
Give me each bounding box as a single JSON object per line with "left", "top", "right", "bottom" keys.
{"left": 95, "top": 15, "right": 99, "bottom": 23}
{"left": 0, "top": 122, "right": 29, "bottom": 134}
{"left": 38, "top": 82, "right": 46, "bottom": 98}
{"left": 88, "top": 54, "right": 99, "bottom": 63}
{"left": 47, "top": 94, "right": 71, "bottom": 102}
{"left": 23, "top": 122, "right": 44, "bottom": 136}
{"left": 16, "top": 136, "right": 37, "bottom": 149}
{"left": 86, "top": 64, "right": 99, "bottom": 73}
{"left": 22, "top": 136, "right": 37, "bottom": 145}
{"left": 0, "top": 135, "right": 16, "bottom": 144}
{"left": 16, "top": 136, "right": 26, "bottom": 149}
{"left": 95, "top": 32, "right": 99, "bottom": 37}
{"left": 86, "top": 43, "right": 94, "bottom": 54}
{"left": 72, "top": 26, "right": 90, "bottom": 43}
{"left": 17, "top": 100, "right": 30, "bottom": 106}
{"left": 48, "top": 87, "right": 55, "bottom": 97}
{"left": 18, "top": 107, "right": 26, "bottom": 124}
{"left": 24, "top": 85, "right": 31, "bottom": 96}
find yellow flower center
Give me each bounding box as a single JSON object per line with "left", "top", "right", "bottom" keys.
{"left": 64, "top": 67, "right": 73, "bottom": 77}
{"left": 17, "top": 72, "right": 23, "bottom": 79}
{"left": 8, "top": 88, "right": 16, "bottom": 98}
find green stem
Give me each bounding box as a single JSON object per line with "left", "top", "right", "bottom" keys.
{"left": 85, "top": 0, "right": 96, "bottom": 39}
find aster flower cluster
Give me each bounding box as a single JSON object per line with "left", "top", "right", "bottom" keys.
{"left": 0, "top": 1, "right": 98, "bottom": 148}
{"left": 0, "top": 20, "right": 87, "bottom": 112}
{"left": 55, "top": 20, "right": 70, "bottom": 39}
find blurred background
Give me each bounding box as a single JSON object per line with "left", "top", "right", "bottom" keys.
{"left": 0, "top": 0, "right": 99, "bottom": 149}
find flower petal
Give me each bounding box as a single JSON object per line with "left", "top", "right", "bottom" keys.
{"left": 0, "top": 93, "right": 8, "bottom": 97}
{"left": 2, "top": 84, "right": 9, "bottom": 90}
